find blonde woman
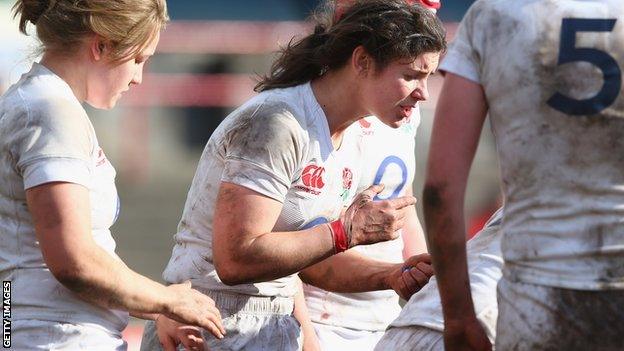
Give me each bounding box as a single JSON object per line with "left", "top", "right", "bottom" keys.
{"left": 0, "top": 1, "right": 224, "bottom": 349}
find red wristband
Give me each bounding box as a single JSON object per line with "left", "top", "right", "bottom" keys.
{"left": 329, "top": 219, "right": 349, "bottom": 253}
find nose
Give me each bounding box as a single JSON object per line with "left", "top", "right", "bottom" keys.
{"left": 411, "top": 80, "right": 430, "bottom": 102}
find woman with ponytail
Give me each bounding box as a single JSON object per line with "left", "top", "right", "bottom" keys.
{"left": 0, "top": 1, "right": 224, "bottom": 349}
{"left": 142, "top": 1, "right": 446, "bottom": 350}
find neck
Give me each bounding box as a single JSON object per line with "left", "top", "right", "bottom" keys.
{"left": 40, "top": 51, "right": 88, "bottom": 102}
{"left": 310, "top": 70, "right": 367, "bottom": 149}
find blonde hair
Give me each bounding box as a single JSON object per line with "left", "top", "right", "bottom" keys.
{"left": 12, "top": 0, "right": 169, "bottom": 62}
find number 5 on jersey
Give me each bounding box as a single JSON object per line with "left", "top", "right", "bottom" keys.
{"left": 547, "top": 18, "right": 621, "bottom": 116}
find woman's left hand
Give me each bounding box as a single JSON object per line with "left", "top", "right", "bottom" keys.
{"left": 386, "top": 253, "right": 434, "bottom": 300}
{"left": 156, "top": 315, "right": 207, "bottom": 351}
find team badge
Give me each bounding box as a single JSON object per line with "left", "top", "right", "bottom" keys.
{"left": 295, "top": 162, "right": 326, "bottom": 195}
{"left": 340, "top": 167, "right": 353, "bottom": 201}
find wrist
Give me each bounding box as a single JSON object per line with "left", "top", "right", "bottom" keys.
{"left": 328, "top": 219, "right": 349, "bottom": 253}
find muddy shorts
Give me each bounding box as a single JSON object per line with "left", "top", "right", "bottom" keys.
{"left": 11, "top": 319, "right": 126, "bottom": 350}
{"left": 140, "top": 291, "right": 301, "bottom": 351}
{"left": 374, "top": 326, "right": 443, "bottom": 351}
{"left": 496, "top": 276, "right": 624, "bottom": 350}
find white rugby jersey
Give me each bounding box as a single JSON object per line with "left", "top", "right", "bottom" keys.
{"left": 0, "top": 63, "right": 127, "bottom": 332}
{"left": 390, "top": 210, "right": 503, "bottom": 342}
{"left": 162, "top": 83, "right": 361, "bottom": 298}
{"left": 442, "top": 0, "right": 624, "bottom": 290}
{"left": 304, "top": 112, "right": 420, "bottom": 331}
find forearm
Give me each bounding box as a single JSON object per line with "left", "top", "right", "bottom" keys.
{"left": 57, "top": 245, "right": 173, "bottom": 316}
{"left": 300, "top": 250, "right": 398, "bottom": 293}
{"left": 293, "top": 279, "right": 320, "bottom": 350}
{"left": 423, "top": 184, "right": 474, "bottom": 320}
{"left": 217, "top": 223, "right": 336, "bottom": 285}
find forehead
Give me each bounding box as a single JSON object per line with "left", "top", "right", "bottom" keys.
{"left": 395, "top": 52, "right": 440, "bottom": 71}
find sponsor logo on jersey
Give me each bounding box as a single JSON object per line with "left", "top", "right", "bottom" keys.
{"left": 358, "top": 119, "right": 374, "bottom": 136}
{"left": 295, "top": 162, "right": 325, "bottom": 195}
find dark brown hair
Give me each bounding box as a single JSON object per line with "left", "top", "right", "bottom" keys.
{"left": 12, "top": 0, "right": 169, "bottom": 63}
{"left": 255, "top": 0, "right": 446, "bottom": 92}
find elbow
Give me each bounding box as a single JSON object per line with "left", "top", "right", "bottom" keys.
{"left": 50, "top": 264, "right": 92, "bottom": 294}
{"left": 214, "top": 257, "right": 250, "bottom": 286}
{"left": 422, "top": 183, "right": 448, "bottom": 211}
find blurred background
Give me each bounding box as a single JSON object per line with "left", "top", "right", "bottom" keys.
{"left": 0, "top": 0, "right": 500, "bottom": 348}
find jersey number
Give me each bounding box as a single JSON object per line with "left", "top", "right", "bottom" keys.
{"left": 373, "top": 156, "right": 408, "bottom": 201}
{"left": 547, "top": 18, "right": 621, "bottom": 115}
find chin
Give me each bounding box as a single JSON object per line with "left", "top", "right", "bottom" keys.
{"left": 86, "top": 98, "right": 118, "bottom": 110}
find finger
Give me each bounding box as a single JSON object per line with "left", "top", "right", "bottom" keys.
{"left": 404, "top": 253, "right": 432, "bottom": 267}
{"left": 405, "top": 267, "right": 430, "bottom": 289}
{"left": 358, "top": 184, "right": 385, "bottom": 199}
{"left": 205, "top": 306, "right": 226, "bottom": 335}
{"left": 180, "top": 332, "right": 204, "bottom": 351}
{"left": 387, "top": 196, "right": 417, "bottom": 210}
{"left": 415, "top": 262, "right": 435, "bottom": 277}
{"left": 200, "top": 318, "right": 225, "bottom": 340}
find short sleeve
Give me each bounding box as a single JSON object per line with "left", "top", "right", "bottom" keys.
{"left": 13, "top": 97, "right": 93, "bottom": 190}
{"left": 221, "top": 103, "right": 305, "bottom": 203}
{"left": 439, "top": 1, "right": 484, "bottom": 84}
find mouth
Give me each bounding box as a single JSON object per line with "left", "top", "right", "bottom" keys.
{"left": 399, "top": 105, "right": 415, "bottom": 117}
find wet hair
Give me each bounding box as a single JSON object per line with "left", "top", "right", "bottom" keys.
{"left": 255, "top": 0, "right": 446, "bottom": 92}
{"left": 12, "top": 0, "right": 169, "bottom": 63}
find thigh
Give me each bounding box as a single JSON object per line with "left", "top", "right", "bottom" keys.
{"left": 375, "top": 326, "right": 444, "bottom": 351}
{"left": 12, "top": 320, "right": 126, "bottom": 351}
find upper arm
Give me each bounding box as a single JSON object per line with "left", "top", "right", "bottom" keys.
{"left": 212, "top": 182, "right": 283, "bottom": 270}
{"left": 26, "top": 182, "right": 94, "bottom": 279}
{"left": 425, "top": 73, "right": 488, "bottom": 192}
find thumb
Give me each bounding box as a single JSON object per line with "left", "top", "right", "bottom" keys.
{"left": 367, "top": 183, "right": 385, "bottom": 194}
{"left": 182, "top": 280, "right": 192, "bottom": 288}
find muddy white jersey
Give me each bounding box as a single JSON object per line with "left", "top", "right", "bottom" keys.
{"left": 162, "top": 83, "right": 361, "bottom": 298}
{"left": 390, "top": 210, "right": 503, "bottom": 342}
{"left": 304, "top": 112, "right": 419, "bottom": 331}
{"left": 441, "top": 0, "right": 624, "bottom": 290}
{"left": 0, "top": 63, "right": 126, "bottom": 332}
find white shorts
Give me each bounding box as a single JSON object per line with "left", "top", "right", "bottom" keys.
{"left": 140, "top": 291, "right": 301, "bottom": 351}
{"left": 11, "top": 319, "right": 126, "bottom": 350}
{"left": 313, "top": 323, "right": 384, "bottom": 351}
{"left": 374, "top": 326, "right": 443, "bottom": 351}
{"left": 496, "top": 275, "right": 624, "bottom": 350}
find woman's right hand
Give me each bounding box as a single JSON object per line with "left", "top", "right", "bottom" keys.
{"left": 162, "top": 281, "right": 226, "bottom": 340}
{"left": 344, "top": 184, "right": 417, "bottom": 247}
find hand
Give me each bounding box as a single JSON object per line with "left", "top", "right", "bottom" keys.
{"left": 344, "top": 184, "right": 417, "bottom": 247}
{"left": 386, "top": 253, "right": 433, "bottom": 300}
{"left": 444, "top": 317, "right": 492, "bottom": 351}
{"left": 162, "top": 281, "right": 226, "bottom": 340}
{"left": 156, "top": 315, "right": 207, "bottom": 351}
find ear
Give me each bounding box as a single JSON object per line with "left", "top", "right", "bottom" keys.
{"left": 351, "top": 45, "right": 372, "bottom": 77}
{"left": 89, "top": 35, "right": 107, "bottom": 62}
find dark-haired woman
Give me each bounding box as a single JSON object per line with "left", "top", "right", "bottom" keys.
{"left": 0, "top": 1, "right": 224, "bottom": 349}
{"left": 141, "top": 1, "right": 446, "bottom": 350}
